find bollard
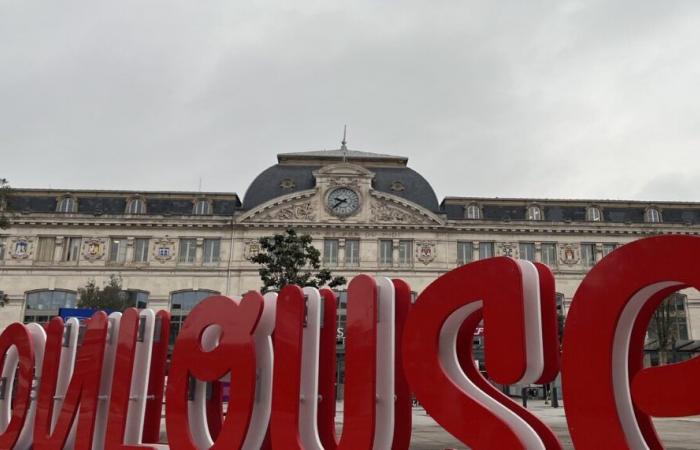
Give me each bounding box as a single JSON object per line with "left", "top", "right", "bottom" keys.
{"left": 551, "top": 386, "right": 559, "bottom": 408}
{"left": 521, "top": 387, "right": 527, "bottom": 408}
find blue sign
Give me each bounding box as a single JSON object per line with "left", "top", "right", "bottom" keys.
{"left": 58, "top": 308, "right": 111, "bottom": 322}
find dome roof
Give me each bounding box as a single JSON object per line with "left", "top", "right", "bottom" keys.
{"left": 242, "top": 150, "right": 440, "bottom": 212}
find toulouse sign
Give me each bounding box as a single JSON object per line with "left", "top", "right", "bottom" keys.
{"left": 0, "top": 235, "right": 699, "bottom": 449}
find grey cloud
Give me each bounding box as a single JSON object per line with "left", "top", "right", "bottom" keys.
{"left": 1, "top": 0, "right": 700, "bottom": 202}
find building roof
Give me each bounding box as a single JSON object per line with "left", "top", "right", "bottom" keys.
{"left": 277, "top": 149, "right": 408, "bottom": 165}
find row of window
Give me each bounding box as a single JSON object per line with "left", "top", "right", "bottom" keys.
{"left": 55, "top": 196, "right": 214, "bottom": 215}
{"left": 456, "top": 241, "right": 617, "bottom": 267}
{"left": 322, "top": 239, "right": 415, "bottom": 266}
{"left": 21, "top": 288, "right": 220, "bottom": 319}
{"left": 465, "top": 204, "right": 664, "bottom": 223}
{"left": 24, "top": 236, "right": 221, "bottom": 264}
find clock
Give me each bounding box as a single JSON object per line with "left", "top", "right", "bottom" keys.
{"left": 327, "top": 187, "right": 360, "bottom": 217}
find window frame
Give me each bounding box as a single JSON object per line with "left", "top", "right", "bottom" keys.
{"left": 465, "top": 204, "right": 481, "bottom": 220}
{"left": 580, "top": 242, "right": 596, "bottom": 267}
{"left": 586, "top": 206, "right": 602, "bottom": 222}
{"left": 645, "top": 207, "right": 662, "bottom": 223}
{"left": 541, "top": 242, "right": 557, "bottom": 267}
{"left": 203, "top": 238, "right": 221, "bottom": 264}
{"left": 193, "top": 199, "right": 212, "bottom": 216}
{"left": 133, "top": 238, "right": 150, "bottom": 263}
{"left": 457, "top": 241, "right": 473, "bottom": 265}
{"left": 178, "top": 238, "right": 197, "bottom": 264}
{"left": 398, "top": 240, "right": 413, "bottom": 265}
{"left": 323, "top": 239, "right": 339, "bottom": 265}
{"left": 126, "top": 197, "right": 147, "bottom": 215}
{"left": 478, "top": 241, "right": 494, "bottom": 259}
{"left": 108, "top": 237, "right": 128, "bottom": 264}
{"left": 36, "top": 236, "right": 56, "bottom": 262}
{"left": 519, "top": 242, "right": 536, "bottom": 261}
{"left": 56, "top": 196, "right": 77, "bottom": 213}
{"left": 63, "top": 237, "right": 82, "bottom": 262}
{"left": 378, "top": 239, "right": 393, "bottom": 265}
{"left": 345, "top": 239, "right": 360, "bottom": 266}
{"left": 526, "top": 205, "right": 544, "bottom": 221}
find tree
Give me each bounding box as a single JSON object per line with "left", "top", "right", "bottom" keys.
{"left": 0, "top": 178, "right": 11, "bottom": 229}
{"left": 647, "top": 293, "right": 686, "bottom": 365}
{"left": 249, "top": 228, "right": 347, "bottom": 293}
{"left": 78, "top": 275, "right": 131, "bottom": 311}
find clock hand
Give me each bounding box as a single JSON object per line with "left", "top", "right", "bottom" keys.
{"left": 333, "top": 198, "right": 347, "bottom": 208}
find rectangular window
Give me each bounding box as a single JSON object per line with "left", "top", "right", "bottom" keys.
{"left": 36, "top": 237, "right": 55, "bottom": 262}
{"left": 179, "top": 239, "right": 196, "bottom": 263}
{"left": 345, "top": 239, "right": 360, "bottom": 266}
{"left": 478, "top": 242, "right": 494, "bottom": 259}
{"left": 519, "top": 242, "right": 535, "bottom": 261}
{"left": 602, "top": 243, "right": 617, "bottom": 257}
{"left": 203, "top": 239, "right": 220, "bottom": 264}
{"left": 398, "top": 240, "right": 412, "bottom": 265}
{"left": 109, "top": 238, "right": 127, "bottom": 263}
{"left": 63, "top": 237, "right": 81, "bottom": 262}
{"left": 581, "top": 243, "right": 596, "bottom": 267}
{"left": 133, "top": 238, "right": 149, "bottom": 263}
{"left": 457, "top": 241, "right": 473, "bottom": 265}
{"left": 0, "top": 237, "right": 5, "bottom": 260}
{"left": 541, "top": 243, "right": 557, "bottom": 267}
{"left": 379, "top": 239, "right": 393, "bottom": 265}
{"left": 323, "top": 239, "right": 339, "bottom": 265}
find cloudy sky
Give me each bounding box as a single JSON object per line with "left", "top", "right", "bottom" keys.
{"left": 2, "top": 0, "right": 700, "bottom": 202}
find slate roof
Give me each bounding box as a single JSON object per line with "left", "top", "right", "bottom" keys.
{"left": 242, "top": 163, "right": 441, "bottom": 212}
{"left": 278, "top": 149, "right": 408, "bottom": 163}
{"left": 5, "top": 190, "right": 241, "bottom": 216}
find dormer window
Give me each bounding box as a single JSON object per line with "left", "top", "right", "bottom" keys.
{"left": 526, "top": 205, "right": 543, "bottom": 221}
{"left": 193, "top": 199, "right": 211, "bottom": 215}
{"left": 465, "top": 204, "right": 481, "bottom": 220}
{"left": 645, "top": 207, "right": 662, "bottom": 223}
{"left": 126, "top": 197, "right": 146, "bottom": 214}
{"left": 586, "top": 206, "right": 602, "bottom": 222}
{"left": 56, "top": 196, "right": 77, "bottom": 213}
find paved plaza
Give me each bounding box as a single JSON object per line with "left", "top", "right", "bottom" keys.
{"left": 332, "top": 400, "right": 700, "bottom": 449}
{"left": 391, "top": 401, "right": 700, "bottom": 449}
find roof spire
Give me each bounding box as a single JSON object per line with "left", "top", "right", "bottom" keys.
{"left": 341, "top": 125, "right": 348, "bottom": 162}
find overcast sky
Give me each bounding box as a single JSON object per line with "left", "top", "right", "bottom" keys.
{"left": 2, "top": 0, "right": 700, "bottom": 203}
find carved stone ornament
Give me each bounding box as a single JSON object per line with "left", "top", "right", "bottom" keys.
{"left": 328, "top": 177, "right": 360, "bottom": 188}
{"left": 369, "top": 199, "right": 432, "bottom": 224}
{"left": 9, "top": 237, "right": 33, "bottom": 259}
{"left": 390, "top": 181, "right": 405, "bottom": 192}
{"left": 244, "top": 240, "right": 263, "bottom": 260}
{"left": 82, "top": 238, "right": 106, "bottom": 262}
{"left": 415, "top": 240, "right": 437, "bottom": 264}
{"left": 497, "top": 242, "right": 519, "bottom": 259}
{"left": 560, "top": 243, "right": 580, "bottom": 265}
{"left": 261, "top": 201, "right": 316, "bottom": 222}
{"left": 153, "top": 238, "right": 176, "bottom": 263}
{"left": 279, "top": 178, "right": 296, "bottom": 189}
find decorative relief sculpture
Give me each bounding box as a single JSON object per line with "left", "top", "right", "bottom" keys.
{"left": 244, "top": 239, "right": 262, "bottom": 260}
{"left": 369, "top": 199, "right": 432, "bottom": 224}
{"left": 497, "top": 242, "right": 519, "bottom": 259}
{"left": 415, "top": 240, "right": 437, "bottom": 264}
{"left": 560, "top": 243, "right": 580, "bottom": 265}
{"left": 329, "top": 177, "right": 361, "bottom": 188}
{"left": 9, "top": 237, "right": 33, "bottom": 259}
{"left": 153, "top": 238, "right": 176, "bottom": 263}
{"left": 82, "top": 238, "right": 106, "bottom": 262}
{"left": 261, "top": 201, "right": 316, "bottom": 222}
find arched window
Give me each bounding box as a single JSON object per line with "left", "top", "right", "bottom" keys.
{"left": 169, "top": 289, "right": 220, "bottom": 345}
{"left": 56, "top": 196, "right": 77, "bottom": 213}
{"left": 126, "top": 197, "right": 146, "bottom": 214}
{"left": 526, "top": 205, "right": 543, "bottom": 221}
{"left": 193, "top": 199, "right": 211, "bottom": 215}
{"left": 170, "top": 289, "right": 219, "bottom": 312}
{"left": 465, "top": 204, "right": 481, "bottom": 220}
{"left": 124, "top": 290, "right": 149, "bottom": 309}
{"left": 645, "top": 207, "right": 662, "bottom": 223}
{"left": 586, "top": 206, "right": 602, "bottom": 222}
{"left": 24, "top": 289, "right": 77, "bottom": 324}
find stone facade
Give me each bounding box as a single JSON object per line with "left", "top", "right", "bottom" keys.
{"left": 0, "top": 149, "right": 698, "bottom": 352}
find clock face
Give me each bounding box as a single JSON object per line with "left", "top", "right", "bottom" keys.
{"left": 327, "top": 188, "right": 360, "bottom": 217}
